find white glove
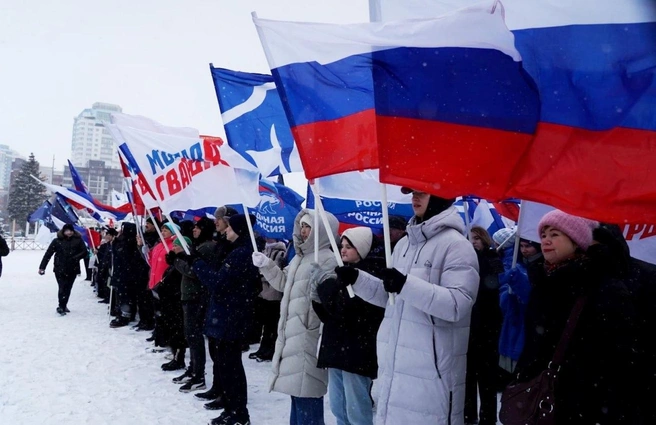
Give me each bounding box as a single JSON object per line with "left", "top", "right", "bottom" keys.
{"left": 252, "top": 252, "right": 269, "bottom": 268}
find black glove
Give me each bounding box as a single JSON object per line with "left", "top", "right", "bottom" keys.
{"left": 382, "top": 268, "right": 407, "bottom": 294}
{"left": 334, "top": 266, "right": 359, "bottom": 287}
{"left": 165, "top": 251, "right": 177, "bottom": 265}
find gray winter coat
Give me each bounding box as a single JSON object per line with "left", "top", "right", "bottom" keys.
{"left": 353, "top": 207, "right": 479, "bottom": 425}
{"left": 258, "top": 209, "right": 339, "bottom": 398}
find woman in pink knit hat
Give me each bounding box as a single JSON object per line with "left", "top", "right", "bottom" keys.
{"left": 506, "top": 209, "right": 637, "bottom": 424}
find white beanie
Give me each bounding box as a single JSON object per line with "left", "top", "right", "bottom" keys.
{"left": 493, "top": 226, "right": 517, "bottom": 250}
{"left": 341, "top": 227, "right": 373, "bottom": 260}
{"left": 299, "top": 213, "right": 313, "bottom": 228}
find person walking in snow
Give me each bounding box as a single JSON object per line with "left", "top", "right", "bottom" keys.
{"left": 38, "top": 223, "right": 88, "bottom": 315}
{"left": 333, "top": 189, "right": 479, "bottom": 425}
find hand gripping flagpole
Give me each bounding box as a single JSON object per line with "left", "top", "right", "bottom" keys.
{"left": 380, "top": 184, "right": 395, "bottom": 305}
{"left": 310, "top": 181, "right": 355, "bottom": 298}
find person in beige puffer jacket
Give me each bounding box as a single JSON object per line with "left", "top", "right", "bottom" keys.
{"left": 252, "top": 209, "right": 339, "bottom": 425}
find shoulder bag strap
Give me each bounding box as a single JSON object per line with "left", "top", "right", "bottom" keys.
{"left": 551, "top": 295, "right": 588, "bottom": 367}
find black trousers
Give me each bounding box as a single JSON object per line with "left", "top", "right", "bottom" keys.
{"left": 209, "top": 338, "right": 248, "bottom": 417}
{"left": 257, "top": 299, "right": 280, "bottom": 355}
{"left": 136, "top": 286, "right": 155, "bottom": 326}
{"left": 55, "top": 274, "right": 76, "bottom": 309}
{"left": 464, "top": 342, "right": 499, "bottom": 425}
{"left": 183, "top": 301, "right": 207, "bottom": 377}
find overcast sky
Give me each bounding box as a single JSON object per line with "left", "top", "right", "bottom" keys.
{"left": 0, "top": 0, "right": 369, "bottom": 195}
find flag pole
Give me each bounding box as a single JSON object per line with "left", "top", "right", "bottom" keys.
{"left": 510, "top": 201, "right": 525, "bottom": 269}
{"left": 241, "top": 203, "right": 259, "bottom": 252}
{"left": 463, "top": 196, "right": 471, "bottom": 240}
{"left": 380, "top": 184, "right": 395, "bottom": 305}
{"left": 146, "top": 208, "right": 169, "bottom": 252}
{"left": 310, "top": 182, "right": 355, "bottom": 298}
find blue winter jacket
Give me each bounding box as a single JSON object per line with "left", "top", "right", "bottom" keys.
{"left": 498, "top": 247, "right": 531, "bottom": 360}
{"left": 193, "top": 237, "right": 261, "bottom": 341}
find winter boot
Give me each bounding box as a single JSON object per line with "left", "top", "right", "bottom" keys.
{"left": 195, "top": 388, "right": 221, "bottom": 401}
{"left": 204, "top": 398, "right": 225, "bottom": 411}
{"left": 64, "top": 307, "right": 70, "bottom": 313}
{"left": 161, "top": 349, "right": 185, "bottom": 371}
{"left": 56, "top": 307, "right": 66, "bottom": 316}
{"left": 172, "top": 368, "right": 193, "bottom": 384}
{"left": 110, "top": 316, "right": 130, "bottom": 328}
{"left": 179, "top": 375, "right": 206, "bottom": 393}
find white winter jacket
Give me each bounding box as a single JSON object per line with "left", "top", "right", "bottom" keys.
{"left": 259, "top": 209, "right": 339, "bottom": 398}
{"left": 353, "top": 207, "right": 479, "bottom": 425}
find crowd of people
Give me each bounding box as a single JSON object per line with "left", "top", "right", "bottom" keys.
{"left": 35, "top": 188, "right": 656, "bottom": 425}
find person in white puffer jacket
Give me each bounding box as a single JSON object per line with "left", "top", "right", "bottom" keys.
{"left": 334, "top": 189, "right": 479, "bottom": 425}
{"left": 252, "top": 208, "right": 339, "bottom": 425}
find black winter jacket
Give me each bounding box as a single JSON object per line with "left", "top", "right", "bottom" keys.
{"left": 313, "top": 257, "right": 386, "bottom": 379}
{"left": 111, "top": 223, "right": 148, "bottom": 291}
{"left": 469, "top": 248, "right": 504, "bottom": 350}
{"left": 516, "top": 246, "right": 637, "bottom": 424}
{"left": 193, "top": 236, "right": 261, "bottom": 341}
{"left": 39, "top": 230, "right": 88, "bottom": 276}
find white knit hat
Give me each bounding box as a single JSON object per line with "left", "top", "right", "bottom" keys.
{"left": 299, "top": 213, "right": 313, "bottom": 228}
{"left": 493, "top": 226, "right": 517, "bottom": 250}
{"left": 341, "top": 227, "right": 373, "bottom": 260}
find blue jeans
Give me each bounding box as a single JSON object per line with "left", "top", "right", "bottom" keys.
{"left": 290, "top": 395, "right": 324, "bottom": 425}
{"left": 328, "top": 369, "right": 374, "bottom": 425}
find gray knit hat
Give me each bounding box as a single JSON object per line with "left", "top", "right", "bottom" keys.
{"left": 214, "top": 206, "right": 239, "bottom": 220}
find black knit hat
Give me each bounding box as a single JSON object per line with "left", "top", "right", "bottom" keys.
{"left": 62, "top": 223, "right": 75, "bottom": 232}
{"left": 194, "top": 217, "right": 216, "bottom": 242}
{"left": 389, "top": 215, "right": 408, "bottom": 231}
{"left": 228, "top": 214, "right": 256, "bottom": 238}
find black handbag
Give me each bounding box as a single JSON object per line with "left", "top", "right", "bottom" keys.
{"left": 499, "top": 296, "right": 587, "bottom": 425}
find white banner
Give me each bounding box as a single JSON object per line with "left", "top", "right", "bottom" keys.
{"left": 519, "top": 200, "right": 656, "bottom": 265}
{"left": 108, "top": 113, "right": 261, "bottom": 213}
{"left": 315, "top": 170, "right": 411, "bottom": 204}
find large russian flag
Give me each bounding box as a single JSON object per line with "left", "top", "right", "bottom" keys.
{"left": 253, "top": 14, "right": 379, "bottom": 179}
{"left": 253, "top": 2, "right": 540, "bottom": 196}
{"left": 370, "top": 0, "right": 656, "bottom": 223}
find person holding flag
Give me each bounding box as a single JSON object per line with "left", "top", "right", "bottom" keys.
{"left": 331, "top": 189, "right": 479, "bottom": 424}
{"left": 38, "top": 223, "right": 88, "bottom": 315}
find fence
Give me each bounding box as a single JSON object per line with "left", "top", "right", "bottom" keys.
{"left": 9, "top": 237, "right": 48, "bottom": 251}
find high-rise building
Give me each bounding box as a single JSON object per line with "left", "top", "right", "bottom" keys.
{"left": 71, "top": 102, "right": 122, "bottom": 169}
{"left": 0, "top": 144, "right": 25, "bottom": 190}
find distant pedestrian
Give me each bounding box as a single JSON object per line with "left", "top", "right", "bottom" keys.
{"left": 38, "top": 224, "right": 88, "bottom": 315}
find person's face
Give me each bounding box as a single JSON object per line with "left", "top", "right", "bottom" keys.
{"left": 340, "top": 237, "right": 360, "bottom": 263}
{"left": 389, "top": 228, "right": 405, "bottom": 243}
{"left": 411, "top": 191, "right": 430, "bottom": 219}
{"left": 103, "top": 234, "right": 114, "bottom": 243}
{"left": 300, "top": 222, "right": 312, "bottom": 242}
{"left": 63, "top": 229, "right": 73, "bottom": 237}
{"left": 215, "top": 217, "right": 228, "bottom": 234}
{"left": 225, "top": 226, "right": 238, "bottom": 242}
{"left": 471, "top": 232, "right": 485, "bottom": 251}
{"left": 520, "top": 241, "right": 538, "bottom": 259}
{"left": 161, "top": 227, "right": 173, "bottom": 239}
{"left": 540, "top": 226, "right": 577, "bottom": 264}
{"left": 145, "top": 222, "right": 155, "bottom": 232}
{"left": 172, "top": 244, "right": 184, "bottom": 254}
{"left": 193, "top": 226, "right": 201, "bottom": 239}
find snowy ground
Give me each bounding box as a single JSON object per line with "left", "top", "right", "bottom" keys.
{"left": 0, "top": 250, "right": 337, "bottom": 425}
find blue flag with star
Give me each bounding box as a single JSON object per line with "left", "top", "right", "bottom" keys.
{"left": 210, "top": 65, "right": 302, "bottom": 177}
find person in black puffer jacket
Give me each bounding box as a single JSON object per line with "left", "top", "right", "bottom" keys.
{"left": 310, "top": 226, "right": 385, "bottom": 425}
{"left": 39, "top": 223, "right": 88, "bottom": 315}
{"left": 193, "top": 214, "right": 261, "bottom": 425}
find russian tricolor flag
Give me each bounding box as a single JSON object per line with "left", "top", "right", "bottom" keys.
{"left": 370, "top": 0, "right": 656, "bottom": 223}
{"left": 254, "top": 1, "right": 540, "bottom": 199}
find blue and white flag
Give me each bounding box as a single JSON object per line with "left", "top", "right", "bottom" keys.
{"left": 210, "top": 65, "right": 302, "bottom": 177}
